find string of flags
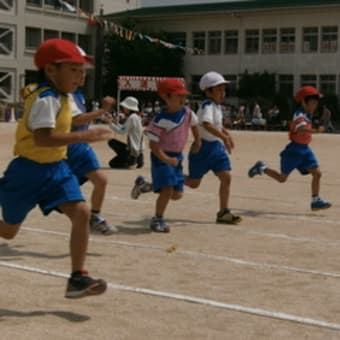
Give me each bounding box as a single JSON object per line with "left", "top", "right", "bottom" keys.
{"left": 58, "top": 2, "right": 205, "bottom": 55}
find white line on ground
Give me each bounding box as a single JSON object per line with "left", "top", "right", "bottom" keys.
{"left": 22, "top": 227, "right": 340, "bottom": 280}
{"left": 0, "top": 260, "right": 339, "bottom": 332}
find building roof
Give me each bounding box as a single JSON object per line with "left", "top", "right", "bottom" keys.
{"left": 106, "top": 0, "right": 340, "bottom": 18}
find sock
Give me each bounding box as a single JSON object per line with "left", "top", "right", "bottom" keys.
{"left": 260, "top": 164, "right": 267, "bottom": 172}
{"left": 91, "top": 210, "right": 100, "bottom": 216}
{"left": 141, "top": 182, "right": 152, "bottom": 193}
{"left": 218, "top": 208, "right": 230, "bottom": 217}
{"left": 312, "top": 195, "right": 320, "bottom": 203}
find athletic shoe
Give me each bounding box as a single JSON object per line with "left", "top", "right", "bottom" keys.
{"left": 150, "top": 216, "right": 170, "bottom": 233}
{"left": 130, "top": 176, "right": 145, "bottom": 199}
{"left": 65, "top": 270, "right": 107, "bottom": 299}
{"left": 248, "top": 161, "right": 265, "bottom": 178}
{"left": 90, "top": 215, "right": 118, "bottom": 235}
{"left": 216, "top": 209, "right": 242, "bottom": 224}
{"left": 311, "top": 199, "right": 332, "bottom": 211}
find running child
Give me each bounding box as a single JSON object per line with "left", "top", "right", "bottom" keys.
{"left": 131, "top": 78, "right": 200, "bottom": 233}
{"left": 185, "top": 72, "right": 241, "bottom": 224}
{"left": 248, "top": 86, "right": 331, "bottom": 211}
{"left": 0, "top": 38, "right": 112, "bottom": 298}
{"left": 68, "top": 66, "right": 117, "bottom": 235}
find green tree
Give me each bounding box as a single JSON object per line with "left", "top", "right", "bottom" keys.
{"left": 102, "top": 31, "right": 185, "bottom": 99}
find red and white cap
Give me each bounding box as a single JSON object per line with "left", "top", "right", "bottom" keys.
{"left": 295, "top": 86, "right": 321, "bottom": 103}
{"left": 199, "top": 71, "right": 230, "bottom": 91}
{"left": 157, "top": 78, "right": 190, "bottom": 95}
{"left": 34, "top": 38, "right": 94, "bottom": 69}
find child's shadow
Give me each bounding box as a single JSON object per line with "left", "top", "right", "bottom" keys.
{"left": 0, "top": 308, "right": 90, "bottom": 322}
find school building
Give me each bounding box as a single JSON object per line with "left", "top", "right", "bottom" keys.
{"left": 0, "top": 0, "right": 140, "bottom": 104}
{"left": 108, "top": 0, "right": 340, "bottom": 100}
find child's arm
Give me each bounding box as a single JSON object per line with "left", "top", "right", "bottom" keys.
{"left": 202, "top": 122, "right": 233, "bottom": 153}
{"left": 72, "top": 96, "right": 114, "bottom": 126}
{"left": 190, "top": 125, "right": 201, "bottom": 153}
{"left": 33, "top": 127, "right": 112, "bottom": 147}
{"left": 296, "top": 126, "right": 324, "bottom": 134}
{"left": 149, "top": 141, "right": 179, "bottom": 167}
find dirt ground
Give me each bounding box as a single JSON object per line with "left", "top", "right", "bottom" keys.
{"left": 1, "top": 122, "right": 340, "bottom": 340}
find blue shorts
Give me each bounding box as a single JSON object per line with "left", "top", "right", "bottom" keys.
{"left": 0, "top": 157, "right": 84, "bottom": 224}
{"left": 188, "top": 140, "right": 231, "bottom": 179}
{"left": 67, "top": 143, "right": 100, "bottom": 185}
{"left": 151, "top": 152, "right": 184, "bottom": 193}
{"left": 280, "top": 142, "right": 319, "bottom": 175}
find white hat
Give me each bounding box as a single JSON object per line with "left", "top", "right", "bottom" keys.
{"left": 120, "top": 96, "right": 139, "bottom": 112}
{"left": 199, "top": 71, "right": 230, "bottom": 91}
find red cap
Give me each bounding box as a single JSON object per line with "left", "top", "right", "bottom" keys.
{"left": 34, "top": 38, "right": 93, "bottom": 69}
{"left": 157, "top": 78, "right": 190, "bottom": 95}
{"left": 295, "top": 86, "right": 321, "bottom": 103}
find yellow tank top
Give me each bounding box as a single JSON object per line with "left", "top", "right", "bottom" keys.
{"left": 14, "top": 83, "right": 72, "bottom": 163}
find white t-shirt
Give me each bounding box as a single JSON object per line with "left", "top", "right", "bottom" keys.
{"left": 28, "top": 95, "right": 61, "bottom": 130}
{"left": 197, "top": 100, "right": 223, "bottom": 142}
{"left": 69, "top": 94, "right": 82, "bottom": 118}
{"left": 110, "top": 113, "right": 144, "bottom": 156}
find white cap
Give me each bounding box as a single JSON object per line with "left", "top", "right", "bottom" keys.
{"left": 199, "top": 71, "right": 229, "bottom": 91}
{"left": 120, "top": 96, "right": 139, "bottom": 112}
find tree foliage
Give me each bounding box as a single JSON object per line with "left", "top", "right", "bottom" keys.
{"left": 102, "top": 30, "right": 185, "bottom": 98}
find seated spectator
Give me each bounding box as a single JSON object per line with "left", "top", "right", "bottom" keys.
{"left": 251, "top": 101, "right": 266, "bottom": 128}
{"left": 267, "top": 105, "right": 281, "bottom": 126}
{"left": 320, "top": 104, "right": 334, "bottom": 132}
{"left": 107, "top": 96, "right": 144, "bottom": 169}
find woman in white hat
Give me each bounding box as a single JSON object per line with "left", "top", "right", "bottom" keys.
{"left": 107, "top": 96, "right": 144, "bottom": 169}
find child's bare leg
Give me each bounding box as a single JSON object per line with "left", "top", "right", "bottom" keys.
{"left": 171, "top": 191, "right": 183, "bottom": 201}
{"left": 59, "top": 201, "right": 90, "bottom": 272}
{"left": 184, "top": 176, "right": 201, "bottom": 189}
{"left": 0, "top": 221, "right": 21, "bottom": 240}
{"left": 264, "top": 168, "right": 288, "bottom": 183}
{"left": 86, "top": 170, "right": 107, "bottom": 212}
{"left": 155, "top": 186, "right": 173, "bottom": 217}
{"left": 309, "top": 167, "right": 321, "bottom": 196}
{"left": 216, "top": 170, "right": 231, "bottom": 211}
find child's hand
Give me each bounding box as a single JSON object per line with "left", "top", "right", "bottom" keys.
{"left": 222, "top": 135, "right": 233, "bottom": 154}
{"left": 102, "top": 112, "right": 113, "bottom": 124}
{"left": 82, "top": 128, "right": 112, "bottom": 143}
{"left": 167, "top": 157, "right": 179, "bottom": 167}
{"left": 317, "top": 126, "right": 325, "bottom": 133}
{"left": 190, "top": 141, "right": 201, "bottom": 154}
{"left": 101, "top": 96, "right": 115, "bottom": 111}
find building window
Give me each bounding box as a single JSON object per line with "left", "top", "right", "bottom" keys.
{"left": 320, "top": 75, "right": 336, "bottom": 94}
{"left": 321, "top": 26, "right": 338, "bottom": 53}
{"left": 262, "top": 29, "right": 277, "bottom": 54}
{"left": 167, "top": 32, "right": 186, "bottom": 47}
{"left": 78, "top": 34, "right": 90, "bottom": 53}
{"left": 25, "top": 27, "right": 41, "bottom": 50}
{"left": 245, "top": 29, "right": 259, "bottom": 54}
{"left": 224, "top": 30, "right": 238, "bottom": 54}
{"left": 43, "top": 29, "right": 59, "bottom": 41}
{"left": 301, "top": 74, "right": 317, "bottom": 87}
{"left": 279, "top": 74, "right": 294, "bottom": 97}
{"left": 280, "top": 28, "right": 295, "bottom": 53}
{"left": 0, "top": 26, "right": 14, "bottom": 56}
{"left": 0, "top": 70, "right": 14, "bottom": 101}
{"left": 208, "top": 31, "right": 222, "bottom": 54}
{"left": 0, "top": 0, "right": 14, "bottom": 11}
{"left": 303, "top": 27, "right": 319, "bottom": 53}
{"left": 61, "top": 32, "right": 76, "bottom": 43}
{"left": 192, "top": 32, "right": 206, "bottom": 53}
{"left": 26, "top": 0, "right": 42, "bottom": 7}
{"left": 224, "top": 75, "right": 237, "bottom": 97}
{"left": 191, "top": 75, "right": 202, "bottom": 94}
